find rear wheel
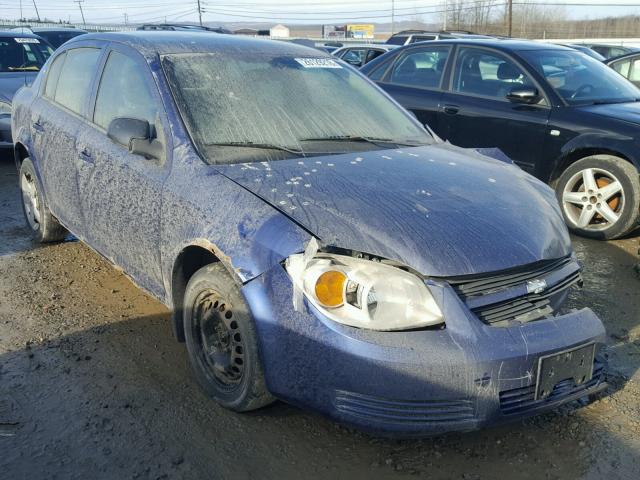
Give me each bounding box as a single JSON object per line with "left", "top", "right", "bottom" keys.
{"left": 556, "top": 155, "right": 640, "bottom": 239}
{"left": 19, "top": 158, "right": 67, "bottom": 243}
{"left": 183, "top": 263, "right": 274, "bottom": 412}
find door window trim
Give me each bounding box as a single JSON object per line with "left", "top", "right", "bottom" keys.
{"left": 379, "top": 44, "right": 453, "bottom": 92}
{"left": 447, "top": 45, "right": 551, "bottom": 107}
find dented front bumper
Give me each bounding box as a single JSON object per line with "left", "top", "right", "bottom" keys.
{"left": 243, "top": 264, "right": 607, "bottom": 437}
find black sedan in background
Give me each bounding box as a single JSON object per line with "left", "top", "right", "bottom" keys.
{"left": 361, "top": 39, "right": 640, "bottom": 240}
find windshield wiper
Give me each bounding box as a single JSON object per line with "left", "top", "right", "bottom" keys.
{"left": 299, "top": 135, "right": 427, "bottom": 147}
{"left": 205, "top": 141, "right": 305, "bottom": 156}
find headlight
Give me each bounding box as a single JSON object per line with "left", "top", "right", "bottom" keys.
{"left": 286, "top": 252, "right": 444, "bottom": 331}
{"left": 0, "top": 101, "right": 11, "bottom": 116}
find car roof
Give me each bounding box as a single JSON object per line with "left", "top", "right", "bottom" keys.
{"left": 67, "top": 31, "right": 329, "bottom": 58}
{"left": 31, "top": 27, "right": 88, "bottom": 33}
{"left": 403, "top": 38, "right": 574, "bottom": 52}
{"left": 605, "top": 50, "right": 640, "bottom": 64}
{"left": 0, "top": 30, "right": 43, "bottom": 39}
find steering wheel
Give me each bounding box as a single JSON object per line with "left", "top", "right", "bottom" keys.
{"left": 570, "top": 84, "right": 595, "bottom": 99}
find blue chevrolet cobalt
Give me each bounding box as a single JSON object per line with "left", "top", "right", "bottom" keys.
{"left": 11, "top": 32, "right": 606, "bottom": 436}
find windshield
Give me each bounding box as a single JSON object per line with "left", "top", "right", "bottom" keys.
{"left": 520, "top": 49, "right": 640, "bottom": 105}
{"left": 162, "top": 52, "right": 431, "bottom": 164}
{"left": 37, "top": 31, "right": 84, "bottom": 49}
{"left": 0, "top": 37, "right": 53, "bottom": 72}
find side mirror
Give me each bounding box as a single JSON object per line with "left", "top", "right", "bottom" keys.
{"left": 506, "top": 87, "right": 541, "bottom": 105}
{"left": 107, "top": 117, "right": 163, "bottom": 160}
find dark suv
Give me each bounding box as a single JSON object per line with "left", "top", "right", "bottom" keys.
{"left": 362, "top": 39, "right": 640, "bottom": 239}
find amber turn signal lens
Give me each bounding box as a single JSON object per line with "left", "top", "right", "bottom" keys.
{"left": 315, "top": 270, "right": 347, "bottom": 308}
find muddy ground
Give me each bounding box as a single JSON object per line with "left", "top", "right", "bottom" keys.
{"left": 0, "top": 156, "right": 639, "bottom": 480}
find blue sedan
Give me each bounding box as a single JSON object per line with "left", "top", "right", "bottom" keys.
{"left": 11, "top": 32, "right": 606, "bottom": 436}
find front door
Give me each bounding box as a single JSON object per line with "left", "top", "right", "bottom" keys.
{"left": 75, "top": 46, "right": 169, "bottom": 296}
{"left": 439, "top": 46, "right": 551, "bottom": 175}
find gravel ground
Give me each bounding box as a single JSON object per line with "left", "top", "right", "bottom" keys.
{"left": 1, "top": 156, "right": 639, "bottom": 480}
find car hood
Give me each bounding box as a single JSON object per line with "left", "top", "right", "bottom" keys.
{"left": 216, "top": 144, "right": 571, "bottom": 277}
{"left": 576, "top": 101, "right": 640, "bottom": 125}
{"left": 0, "top": 72, "right": 38, "bottom": 103}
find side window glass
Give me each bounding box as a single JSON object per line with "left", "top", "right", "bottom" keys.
{"left": 453, "top": 48, "right": 536, "bottom": 101}
{"left": 366, "top": 49, "right": 384, "bottom": 63}
{"left": 93, "top": 50, "right": 158, "bottom": 131}
{"left": 44, "top": 52, "right": 66, "bottom": 99}
{"left": 54, "top": 47, "right": 101, "bottom": 115}
{"left": 388, "top": 46, "right": 450, "bottom": 89}
{"left": 411, "top": 36, "right": 436, "bottom": 43}
{"left": 342, "top": 49, "right": 365, "bottom": 66}
{"left": 613, "top": 59, "right": 631, "bottom": 78}
{"left": 630, "top": 59, "right": 640, "bottom": 82}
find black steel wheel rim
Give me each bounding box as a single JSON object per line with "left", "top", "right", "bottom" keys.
{"left": 192, "top": 289, "right": 245, "bottom": 389}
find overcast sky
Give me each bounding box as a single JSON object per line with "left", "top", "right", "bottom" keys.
{"left": 8, "top": 0, "right": 640, "bottom": 25}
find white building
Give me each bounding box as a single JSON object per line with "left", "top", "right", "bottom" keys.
{"left": 270, "top": 24, "right": 290, "bottom": 38}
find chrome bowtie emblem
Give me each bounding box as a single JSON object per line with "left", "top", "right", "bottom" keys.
{"left": 526, "top": 279, "right": 547, "bottom": 294}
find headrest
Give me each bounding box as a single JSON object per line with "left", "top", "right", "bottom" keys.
{"left": 497, "top": 62, "right": 521, "bottom": 80}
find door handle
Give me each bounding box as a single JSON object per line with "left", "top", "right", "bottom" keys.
{"left": 32, "top": 122, "right": 45, "bottom": 133}
{"left": 78, "top": 149, "right": 94, "bottom": 164}
{"left": 442, "top": 104, "right": 460, "bottom": 115}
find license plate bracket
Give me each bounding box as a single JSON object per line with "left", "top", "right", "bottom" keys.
{"left": 535, "top": 343, "right": 595, "bottom": 400}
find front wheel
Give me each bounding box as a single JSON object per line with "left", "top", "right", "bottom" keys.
{"left": 183, "top": 263, "right": 274, "bottom": 412}
{"left": 556, "top": 155, "right": 640, "bottom": 240}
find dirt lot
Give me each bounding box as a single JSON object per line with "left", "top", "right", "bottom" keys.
{"left": 1, "top": 155, "right": 639, "bottom": 480}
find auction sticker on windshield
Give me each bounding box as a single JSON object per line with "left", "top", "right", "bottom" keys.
{"left": 15, "top": 37, "right": 40, "bottom": 43}
{"left": 295, "top": 58, "right": 342, "bottom": 68}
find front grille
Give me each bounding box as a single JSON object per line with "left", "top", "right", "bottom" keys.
{"left": 473, "top": 269, "right": 582, "bottom": 325}
{"left": 335, "top": 391, "right": 476, "bottom": 426}
{"left": 445, "top": 256, "right": 582, "bottom": 327}
{"left": 448, "top": 256, "right": 573, "bottom": 299}
{"left": 499, "top": 361, "right": 605, "bottom": 415}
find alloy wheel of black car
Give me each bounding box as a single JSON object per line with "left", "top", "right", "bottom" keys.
{"left": 19, "top": 158, "right": 67, "bottom": 243}
{"left": 183, "top": 263, "right": 274, "bottom": 411}
{"left": 556, "top": 155, "right": 640, "bottom": 239}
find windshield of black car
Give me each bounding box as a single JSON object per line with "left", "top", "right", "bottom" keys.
{"left": 162, "top": 52, "right": 432, "bottom": 164}
{"left": 0, "top": 38, "right": 52, "bottom": 72}
{"left": 520, "top": 49, "right": 640, "bottom": 105}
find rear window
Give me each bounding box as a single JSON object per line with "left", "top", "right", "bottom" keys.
{"left": 53, "top": 47, "right": 101, "bottom": 115}
{"left": 386, "top": 36, "right": 408, "bottom": 46}
{"left": 0, "top": 37, "right": 53, "bottom": 72}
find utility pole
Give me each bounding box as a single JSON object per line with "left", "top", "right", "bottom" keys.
{"left": 507, "top": 0, "right": 513, "bottom": 37}
{"left": 197, "top": 0, "right": 203, "bottom": 26}
{"left": 74, "top": 0, "right": 86, "bottom": 28}
{"left": 32, "top": 0, "right": 41, "bottom": 22}
{"left": 391, "top": 0, "right": 394, "bottom": 35}
{"left": 443, "top": 0, "right": 448, "bottom": 31}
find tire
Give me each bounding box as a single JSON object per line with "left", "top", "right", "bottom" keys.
{"left": 19, "top": 157, "right": 67, "bottom": 243}
{"left": 183, "top": 263, "right": 274, "bottom": 412}
{"left": 555, "top": 155, "right": 640, "bottom": 240}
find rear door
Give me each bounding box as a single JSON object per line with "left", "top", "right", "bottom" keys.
{"left": 75, "top": 44, "right": 170, "bottom": 295}
{"left": 439, "top": 46, "right": 551, "bottom": 174}
{"left": 31, "top": 45, "right": 103, "bottom": 232}
{"left": 376, "top": 44, "right": 452, "bottom": 135}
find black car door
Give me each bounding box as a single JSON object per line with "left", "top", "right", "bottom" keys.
{"left": 31, "top": 46, "right": 103, "bottom": 232}
{"left": 438, "top": 46, "right": 551, "bottom": 174}
{"left": 75, "top": 45, "right": 170, "bottom": 297}
{"left": 376, "top": 44, "right": 452, "bottom": 136}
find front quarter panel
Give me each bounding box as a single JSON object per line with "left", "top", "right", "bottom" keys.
{"left": 160, "top": 148, "right": 311, "bottom": 305}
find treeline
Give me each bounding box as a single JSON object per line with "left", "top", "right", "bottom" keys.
{"left": 441, "top": 1, "right": 640, "bottom": 39}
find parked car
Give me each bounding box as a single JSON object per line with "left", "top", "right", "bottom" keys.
{"left": 563, "top": 44, "right": 605, "bottom": 61}
{"left": 386, "top": 29, "right": 493, "bottom": 46}
{"left": 0, "top": 30, "right": 53, "bottom": 149}
{"left": 13, "top": 27, "right": 88, "bottom": 49}
{"left": 361, "top": 39, "right": 640, "bottom": 239}
{"left": 137, "top": 23, "right": 232, "bottom": 34}
{"left": 578, "top": 43, "right": 638, "bottom": 60}
{"left": 332, "top": 44, "right": 397, "bottom": 67}
{"left": 607, "top": 51, "right": 640, "bottom": 88}
{"left": 12, "top": 32, "right": 607, "bottom": 436}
